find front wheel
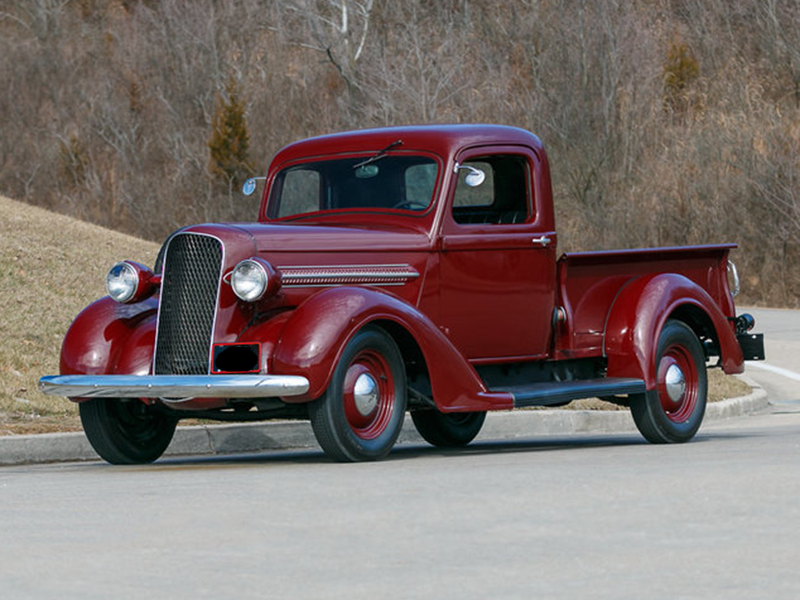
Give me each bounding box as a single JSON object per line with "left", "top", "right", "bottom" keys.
{"left": 631, "top": 320, "right": 708, "bottom": 444}
{"left": 309, "top": 326, "right": 407, "bottom": 462}
{"left": 79, "top": 398, "right": 178, "bottom": 464}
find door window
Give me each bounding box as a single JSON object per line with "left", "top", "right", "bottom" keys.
{"left": 452, "top": 155, "right": 531, "bottom": 225}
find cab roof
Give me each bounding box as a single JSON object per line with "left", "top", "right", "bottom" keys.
{"left": 269, "top": 124, "right": 545, "bottom": 168}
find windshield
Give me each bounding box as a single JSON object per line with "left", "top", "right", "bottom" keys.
{"left": 267, "top": 155, "right": 439, "bottom": 219}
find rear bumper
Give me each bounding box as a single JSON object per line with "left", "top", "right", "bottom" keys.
{"left": 38, "top": 374, "right": 310, "bottom": 403}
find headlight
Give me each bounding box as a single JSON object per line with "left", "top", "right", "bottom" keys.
{"left": 106, "top": 261, "right": 158, "bottom": 304}
{"left": 230, "top": 258, "right": 280, "bottom": 302}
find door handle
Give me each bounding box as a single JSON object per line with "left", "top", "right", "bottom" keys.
{"left": 532, "top": 235, "right": 552, "bottom": 247}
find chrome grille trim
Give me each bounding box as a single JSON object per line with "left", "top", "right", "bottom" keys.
{"left": 277, "top": 264, "right": 419, "bottom": 287}
{"left": 154, "top": 233, "right": 224, "bottom": 375}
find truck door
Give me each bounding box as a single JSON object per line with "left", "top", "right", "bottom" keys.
{"left": 438, "top": 147, "right": 557, "bottom": 361}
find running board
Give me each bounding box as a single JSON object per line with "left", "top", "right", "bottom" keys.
{"left": 493, "top": 378, "right": 647, "bottom": 408}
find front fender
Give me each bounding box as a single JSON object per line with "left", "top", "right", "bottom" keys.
{"left": 60, "top": 296, "right": 158, "bottom": 382}
{"left": 270, "top": 287, "right": 512, "bottom": 411}
{"left": 604, "top": 273, "right": 743, "bottom": 389}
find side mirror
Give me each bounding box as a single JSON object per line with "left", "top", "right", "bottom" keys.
{"left": 454, "top": 164, "right": 486, "bottom": 188}
{"left": 242, "top": 177, "right": 266, "bottom": 196}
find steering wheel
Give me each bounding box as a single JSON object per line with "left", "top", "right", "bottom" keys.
{"left": 392, "top": 200, "right": 428, "bottom": 211}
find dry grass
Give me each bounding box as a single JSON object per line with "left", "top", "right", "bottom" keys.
{"left": 0, "top": 195, "right": 159, "bottom": 435}
{"left": 0, "top": 195, "right": 752, "bottom": 435}
{"left": 707, "top": 368, "right": 753, "bottom": 403}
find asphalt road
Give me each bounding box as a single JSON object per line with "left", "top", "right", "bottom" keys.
{"left": 0, "top": 306, "right": 797, "bottom": 599}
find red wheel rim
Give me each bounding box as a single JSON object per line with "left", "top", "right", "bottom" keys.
{"left": 657, "top": 343, "right": 698, "bottom": 423}
{"left": 342, "top": 349, "right": 395, "bottom": 440}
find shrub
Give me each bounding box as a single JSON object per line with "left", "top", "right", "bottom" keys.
{"left": 663, "top": 37, "right": 700, "bottom": 112}
{"left": 208, "top": 77, "right": 252, "bottom": 188}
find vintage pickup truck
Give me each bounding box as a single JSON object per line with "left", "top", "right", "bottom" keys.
{"left": 40, "top": 125, "right": 764, "bottom": 464}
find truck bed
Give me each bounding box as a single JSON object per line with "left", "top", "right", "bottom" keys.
{"left": 554, "top": 244, "right": 737, "bottom": 359}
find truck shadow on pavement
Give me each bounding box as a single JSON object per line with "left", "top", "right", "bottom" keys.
{"left": 125, "top": 430, "right": 749, "bottom": 470}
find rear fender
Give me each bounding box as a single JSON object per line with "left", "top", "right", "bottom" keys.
{"left": 604, "top": 273, "right": 744, "bottom": 389}
{"left": 271, "top": 287, "right": 512, "bottom": 411}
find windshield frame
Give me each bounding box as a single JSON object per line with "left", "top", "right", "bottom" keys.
{"left": 263, "top": 150, "right": 443, "bottom": 223}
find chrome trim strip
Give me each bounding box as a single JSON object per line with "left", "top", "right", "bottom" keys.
{"left": 39, "top": 374, "right": 310, "bottom": 402}
{"left": 278, "top": 264, "right": 419, "bottom": 287}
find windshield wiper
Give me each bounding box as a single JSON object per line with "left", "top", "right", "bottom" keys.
{"left": 353, "top": 139, "right": 403, "bottom": 169}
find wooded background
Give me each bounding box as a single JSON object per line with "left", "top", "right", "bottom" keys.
{"left": 0, "top": 0, "right": 798, "bottom": 305}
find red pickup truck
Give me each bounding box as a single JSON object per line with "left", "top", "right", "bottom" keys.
{"left": 40, "top": 125, "right": 764, "bottom": 464}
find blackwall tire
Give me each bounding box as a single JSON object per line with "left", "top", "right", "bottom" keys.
{"left": 631, "top": 320, "right": 708, "bottom": 444}
{"left": 411, "top": 410, "right": 486, "bottom": 447}
{"left": 79, "top": 398, "right": 177, "bottom": 464}
{"left": 309, "top": 326, "right": 407, "bottom": 462}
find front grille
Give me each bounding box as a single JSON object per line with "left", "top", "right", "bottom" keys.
{"left": 154, "top": 233, "right": 223, "bottom": 375}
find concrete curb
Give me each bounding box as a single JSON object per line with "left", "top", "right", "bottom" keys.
{"left": 0, "top": 377, "right": 769, "bottom": 466}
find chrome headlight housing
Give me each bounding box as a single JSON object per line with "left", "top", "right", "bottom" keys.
{"left": 230, "top": 258, "right": 280, "bottom": 302}
{"left": 106, "top": 261, "right": 158, "bottom": 304}
{"left": 106, "top": 262, "right": 139, "bottom": 303}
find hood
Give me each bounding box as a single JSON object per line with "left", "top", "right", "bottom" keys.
{"left": 229, "top": 221, "right": 434, "bottom": 255}
{"left": 174, "top": 221, "right": 432, "bottom": 306}
{"left": 171, "top": 221, "right": 433, "bottom": 272}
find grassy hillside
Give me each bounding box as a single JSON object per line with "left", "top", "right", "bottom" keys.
{"left": 0, "top": 195, "right": 159, "bottom": 434}
{"left": 0, "top": 194, "right": 748, "bottom": 436}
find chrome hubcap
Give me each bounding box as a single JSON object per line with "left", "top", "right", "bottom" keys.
{"left": 664, "top": 363, "right": 686, "bottom": 403}
{"left": 353, "top": 373, "right": 379, "bottom": 416}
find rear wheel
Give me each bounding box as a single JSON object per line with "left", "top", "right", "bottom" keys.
{"left": 411, "top": 410, "right": 486, "bottom": 447}
{"left": 309, "top": 326, "right": 407, "bottom": 462}
{"left": 79, "top": 398, "right": 177, "bottom": 464}
{"left": 631, "top": 320, "right": 707, "bottom": 443}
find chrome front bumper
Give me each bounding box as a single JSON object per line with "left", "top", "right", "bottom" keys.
{"left": 38, "top": 374, "right": 310, "bottom": 403}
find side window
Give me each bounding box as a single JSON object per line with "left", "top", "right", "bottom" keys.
{"left": 452, "top": 155, "right": 531, "bottom": 225}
